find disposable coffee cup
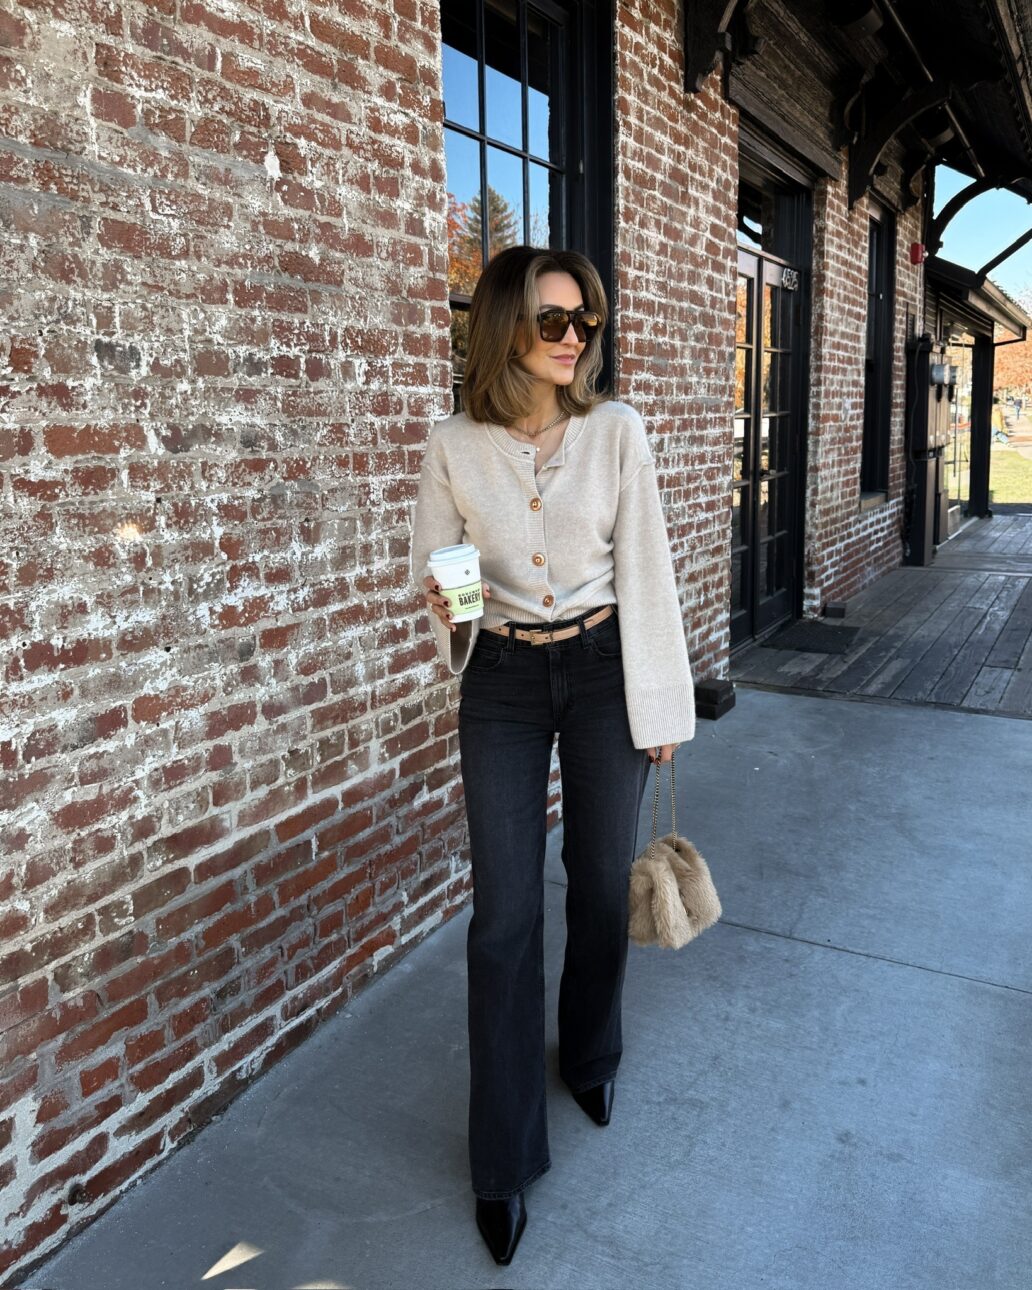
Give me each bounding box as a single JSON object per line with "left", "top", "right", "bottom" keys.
{"left": 428, "top": 543, "right": 484, "bottom": 622}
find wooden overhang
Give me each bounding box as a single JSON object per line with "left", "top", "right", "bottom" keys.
{"left": 926, "top": 255, "right": 1031, "bottom": 340}
{"left": 685, "top": 0, "right": 1032, "bottom": 212}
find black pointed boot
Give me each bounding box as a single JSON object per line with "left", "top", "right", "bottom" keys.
{"left": 571, "top": 1078, "right": 614, "bottom": 1126}
{"left": 475, "top": 1193, "right": 527, "bottom": 1265}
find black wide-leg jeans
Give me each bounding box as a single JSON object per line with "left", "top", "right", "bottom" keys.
{"left": 457, "top": 607, "right": 651, "bottom": 1200}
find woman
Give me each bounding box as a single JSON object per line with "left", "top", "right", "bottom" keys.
{"left": 410, "top": 246, "right": 696, "bottom": 1265}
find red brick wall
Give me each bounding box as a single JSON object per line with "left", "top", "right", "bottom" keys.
{"left": 0, "top": 0, "right": 928, "bottom": 1277}
{"left": 803, "top": 176, "right": 923, "bottom": 613}
{"left": 0, "top": 0, "right": 461, "bottom": 1278}
{"left": 614, "top": 0, "right": 739, "bottom": 684}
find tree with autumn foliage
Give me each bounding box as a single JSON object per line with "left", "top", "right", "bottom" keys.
{"left": 447, "top": 186, "right": 522, "bottom": 298}
{"left": 993, "top": 286, "right": 1032, "bottom": 404}
{"left": 447, "top": 186, "right": 523, "bottom": 378}
{"left": 447, "top": 194, "right": 481, "bottom": 298}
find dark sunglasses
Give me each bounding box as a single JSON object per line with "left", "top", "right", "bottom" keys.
{"left": 535, "top": 307, "right": 603, "bottom": 343}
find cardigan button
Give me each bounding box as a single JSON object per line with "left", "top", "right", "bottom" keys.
{"left": 532, "top": 553, "right": 545, "bottom": 566}
{"left": 529, "top": 498, "right": 542, "bottom": 511}
{"left": 542, "top": 594, "right": 554, "bottom": 607}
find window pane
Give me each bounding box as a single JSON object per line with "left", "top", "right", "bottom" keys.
{"left": 485, "top": 0, "right": 521, "bottom": 149}
{"left": 450, "top": 305, "right": 470, "bottom": 397}
{"left": 486, "top": 145, "right": 524, "bottom": 256}
{"left": 445, "top": 129, "right": 483, "bottom": 294}
{"left": 738, "top": 182, "right": 763, "bottom": 250}
{"left": 731, "top": 484, "right": 745, "bottom": 551}
{"left": 735, "top": 347, "right": 748, "bottom": 415}
{"left": 736, "top": 275, "right": 752, "bottom": 345}
{"left": 762, "top": 284, "right": 773, "bottom": 349}
{"left": 529, "top": 161, "right": 553, "bottom": 247}
{"left": 731, "top": 551, "right": 744, "bottom": 613}
{"left": 441, "top": 0, "right": 478, "bottom": 131}
{"left": 764, "top": 353, "right": 788, "bottom": 412}
{"left": 733, "top": 417, "right": 747, "bottom": 481}
{"left": 866, "top": 220, "right": 880, "bottom": 360}
{"left": 770, "top": 414, "right": 789, "bottom": 472}
{"left": 758, "top": 479, "right": 772, "bottom": 539}
{"left": 527, "top": 9, "right": 559, "bottom": 161}
{"left": 762, "top": 536, "right": 787, "bottom": 597}
{"left": 762, "top": 350, "right": 775, "bottom": 414}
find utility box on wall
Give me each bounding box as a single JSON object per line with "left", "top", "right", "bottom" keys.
{"left": 908, "top": 334, "right": 952, "bottom": 453}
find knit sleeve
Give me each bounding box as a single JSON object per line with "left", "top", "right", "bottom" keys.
{"left": 409, "top": 435, "right": 479, "bottom": 675}
{"left": 612, "top": 453, "right": 696, "bottom": 749}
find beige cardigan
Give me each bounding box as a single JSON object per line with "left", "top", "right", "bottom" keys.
{"left": 409, "top": 399, "right": 695, "bottom": 749}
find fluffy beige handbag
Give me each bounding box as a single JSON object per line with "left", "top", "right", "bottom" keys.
{"left": 628, "top": 753, "right": 721, "bottom": 949}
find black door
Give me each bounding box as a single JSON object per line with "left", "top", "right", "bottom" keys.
{"left": 731, "top": 250, "right": 803, "bottom": 645}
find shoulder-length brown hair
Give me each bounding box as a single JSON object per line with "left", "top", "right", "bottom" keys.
{"left": 460, "top": 246, "right": 609, "bottom": 427}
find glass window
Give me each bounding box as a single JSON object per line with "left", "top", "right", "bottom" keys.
{"left": 442, "top": 0, "right": 479, "bottom": 132}
{"left": 528, "top": 9, "right": 561, "bottom": 162}
{"left": 486, "top": 145, "right": 524, "bottom": 257}
{"left": 441, "top": 0, "right": 569, "bottom": 405}
{"left": 861, "top": 207, "right": 896, "bottom": 494}
{"left": 943, "top": 341, "right": 973, "bottom": 513}
{"left": 484, "top": 0, "right": 522, "bottom": 149}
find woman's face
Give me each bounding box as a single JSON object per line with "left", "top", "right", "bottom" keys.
{"left": 516, "top": 271, "right": 586, "bottom": 389}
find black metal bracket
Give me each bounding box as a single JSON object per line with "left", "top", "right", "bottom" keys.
{"left": 832, "top": 66, "right": 875, "bottom": 151}
{"left": 899, "top": 148, "right": 933, "bottom": 210}
{"left": 683, "top": 0, "right": 738, "bottom": 94}
{"left": 926, "top": 175, "right": 1004, "bottom": 254}
{"left": 683, "top": 0, "right": 763, "bottom": 95}
{"left": 848, "top": 81, "right": 951, "bottom": 206}
{"left": 978, "top": 223, "right": 1032, "bottom": 279}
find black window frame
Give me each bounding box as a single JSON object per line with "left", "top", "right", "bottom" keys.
{"left": 862, "top": 202, "right": 896, "bottom": 496}
{"left": 440, "top": 0, "right": 614, "bottom": 406}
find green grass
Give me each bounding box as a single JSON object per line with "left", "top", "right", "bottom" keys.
{"left": 988, "top": 444, "right": 1032, "bottom": 505}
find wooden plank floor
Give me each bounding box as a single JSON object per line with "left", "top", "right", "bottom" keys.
{"left": 732, "top": 513, "right": 1032, "bottom": 718}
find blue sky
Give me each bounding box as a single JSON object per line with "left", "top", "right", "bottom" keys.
{"left": 933, "top": 167, "right": 1032, "bottom": 302}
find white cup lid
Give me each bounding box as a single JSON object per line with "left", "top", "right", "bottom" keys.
{"left": 429, "top": 543, "right": 479, "bottom": 562}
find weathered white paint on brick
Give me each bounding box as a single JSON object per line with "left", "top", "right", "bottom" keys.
{"left": 0, "top": 0, "right": 930, "bottom": 1277}
{"left": 615, "top": 0, "right": 739, "bottom": 685}
{"left": 0, "top": 0, "right": 458, "bottom": 1272}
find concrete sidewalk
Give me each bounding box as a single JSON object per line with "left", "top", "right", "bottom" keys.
{"left": 23, "top": 689, "right": 1032, "bottom": 1290}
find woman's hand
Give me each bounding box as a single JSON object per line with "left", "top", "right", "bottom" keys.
{"left": 648, "top": 743, "right": 678, "bottom": 764}
{"left": 423, "top": 575, "right": 491, "bottom": 632}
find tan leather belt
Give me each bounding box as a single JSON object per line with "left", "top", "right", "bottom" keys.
{"left": 483, "top": 603, "right": 615, "bottom": 645}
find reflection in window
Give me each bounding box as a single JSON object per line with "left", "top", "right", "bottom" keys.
{"left": 528, "top": 162, "right": 552, "bottom": 249}
{"left": 485, "top": 0, "right": 521, "bottom": 148}
{"left": 735, "top": 277, "right": 751, "bottom": 345}
{"left": 861, "top": 206, "right": 895, "bottom": 493}
{"left": 737, "top": 178, "right": 798, "bottom": 260}
{"left": 442, "top": 0, "right": 478, "bottom": 132}
{"left": 441, "top": 0, "right": 568, "bottom": 404}
{"left": 733, "top": 418, "right": 746, "bottom": 481}
{"left": 943, "top": 340, "right": 973, "bottom": 513}
{"left": 445, "top": 131, "right": 481, "bottom": 297}
{"left": 487, "top": 146, "right": 524, "bottom": 257}
{"left": 528, "top": 10, "right": 559, "bottom": 161}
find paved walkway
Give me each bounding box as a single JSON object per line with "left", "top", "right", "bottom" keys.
{"left": 22, "top": 689, "right": 1032, "bottom": 1290}
{"left": 733, "top": 513, "right": 1032, "bottom": 717}
{"left": 999, "top": 410, "right": 1032, "bottom": 459}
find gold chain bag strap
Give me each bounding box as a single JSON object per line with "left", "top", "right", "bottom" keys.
{"left": 628, "top": 752, "right": 721, "bottom": 949}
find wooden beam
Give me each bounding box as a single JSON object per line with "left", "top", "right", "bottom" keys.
{"left": 683, "top": 0, "right": 740, "bottom": 94}
{"left": 849, "top": 81, "right": 950, "bottom": 207}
